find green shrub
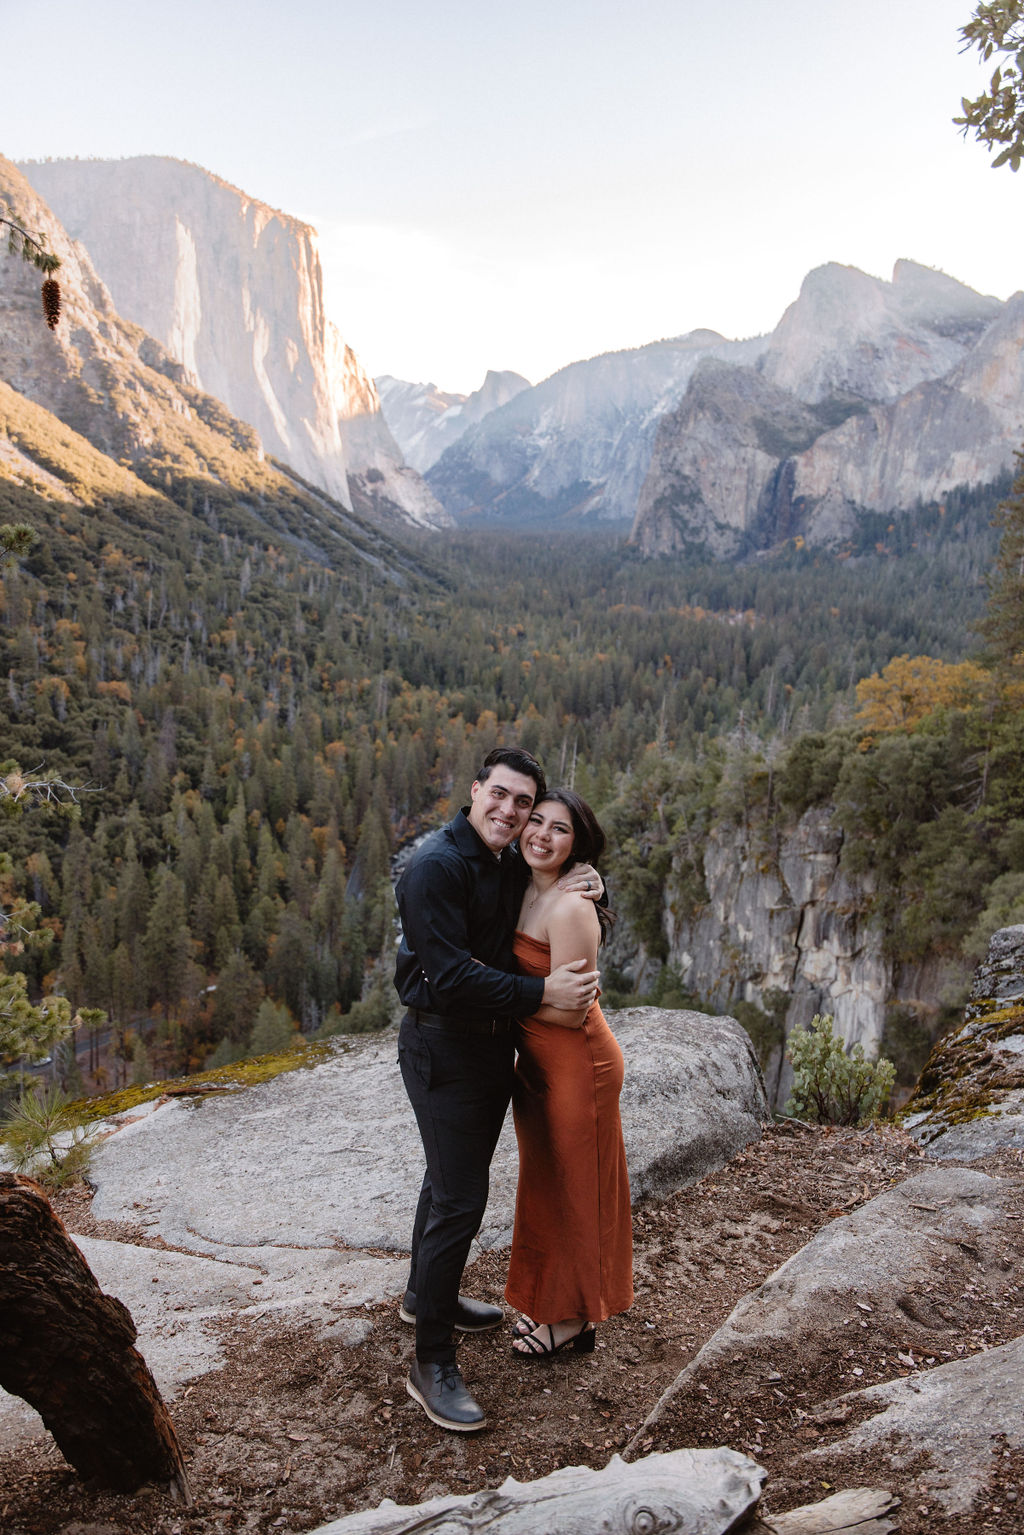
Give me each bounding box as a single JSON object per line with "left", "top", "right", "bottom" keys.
{"left": 785, "top": 1013, "right": 895, "bottom": 1125}
{"left": 2, "top": 1082, "right": 96, "bottom": 1189}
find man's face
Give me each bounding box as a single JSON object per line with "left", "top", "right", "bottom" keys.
{"left": 467, "top": 769, "right": 538, "bottom": 853}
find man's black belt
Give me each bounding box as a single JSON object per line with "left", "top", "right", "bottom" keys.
{"left": 411, "top": 1008, "right": 516, "bottom": 1036}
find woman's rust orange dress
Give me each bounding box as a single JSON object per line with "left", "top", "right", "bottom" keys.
{"left": 504, "top": 930, "right": 633, "bottom": 1324}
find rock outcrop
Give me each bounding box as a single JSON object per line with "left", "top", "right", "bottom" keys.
{"left": 903, "top": 924, "right": 1024, "bottom": 1158}
{"left": 630, "top": 262, "right": 1022, "bottom": 556}
{"left": 629, "top": 1166, "right": 1011, "bottom": 1450}
{"left": 376, "top": 369, "right": 531, "bottom": 472}
{"left": 760, "top": 260, "right": 999, "bottom": 405}
{"left": 627, "top": 1165, "right": 1024, "bottom": 1520}
{"left": 800, "top": 1337, "right": 1024, "bottom": 1518}
{"left": 662, "top": 809, "right": 886, "bottom": 1102}
{"left": 652, "top": 806, "right": 974, "bottom": 1106}
{"left": 78, "top": 1009, "right": 768, "bottom": 1256}
{"left": 18, "top": 156, "right": 449, "bottom": 529}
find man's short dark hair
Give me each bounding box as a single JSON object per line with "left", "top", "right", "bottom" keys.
{"left": 475, "top": 747, "right": 546, "bottom": 800}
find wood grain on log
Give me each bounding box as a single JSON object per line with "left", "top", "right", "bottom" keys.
{"left": 757, "top": 1486, "right": 899, "bottom": 1534}
{"left": 0, "top": 1172, "right": 191, "bottom": 1502}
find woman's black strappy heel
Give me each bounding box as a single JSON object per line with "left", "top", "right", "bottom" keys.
{"left": 511, "top": 1320, "right": 596, "bottom": 1359}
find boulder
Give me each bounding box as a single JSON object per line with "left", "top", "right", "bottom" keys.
{"left": 84, "top": 1010, "right": 766, "bottom": 1259}
{"left": 903, "top": 924, "right": 1024, "bottom": 1157}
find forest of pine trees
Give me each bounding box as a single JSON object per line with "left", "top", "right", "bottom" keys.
{"left": 1, "top": 448, "right": 1019, "bottom": 1099}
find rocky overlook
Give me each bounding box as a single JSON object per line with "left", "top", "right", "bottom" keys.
{"left": 2, "top": 950, "right": 1023, "bottom": 1533}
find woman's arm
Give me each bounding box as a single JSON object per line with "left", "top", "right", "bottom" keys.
{"left": 531, "top": 896, "right": 602, "bottom": 1028}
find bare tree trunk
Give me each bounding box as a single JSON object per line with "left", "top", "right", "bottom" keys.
{"left": 0, "top": 1172, "right": 191, "bottom": 1502}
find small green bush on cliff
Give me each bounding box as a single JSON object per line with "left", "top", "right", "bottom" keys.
{"left": 786, "top": 1013, "right": 895, "bottom": 1126}
{"left": 2, "top": 1082, "right": 96, "bottom": 1189}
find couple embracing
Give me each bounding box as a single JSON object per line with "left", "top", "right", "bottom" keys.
{"left": 394, "top": 746, "right": 633, "bottom": 1432}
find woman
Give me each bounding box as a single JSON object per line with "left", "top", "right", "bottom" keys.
{"left": 504, "top": 788, "right": 633, "bottom": 1357}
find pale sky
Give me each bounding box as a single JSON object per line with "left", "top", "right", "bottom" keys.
{"left": 3, "top": 0, "right": 1020, "bottom": 394}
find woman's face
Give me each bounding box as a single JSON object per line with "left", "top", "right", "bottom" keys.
{"left": 521, "top": 800, "right": 576, "bottom": 875}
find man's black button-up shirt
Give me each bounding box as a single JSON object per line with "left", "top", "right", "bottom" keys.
{"left": 393, "top": 809, "right": 545, "bottom": 1020}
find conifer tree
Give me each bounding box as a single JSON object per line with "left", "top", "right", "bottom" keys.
{"left": 978, "top": 453, "right": 1024, "bottom": 669}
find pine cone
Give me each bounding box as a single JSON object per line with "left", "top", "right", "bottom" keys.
{"left": 41, "top": 277, "right": 62, "bottom": 331}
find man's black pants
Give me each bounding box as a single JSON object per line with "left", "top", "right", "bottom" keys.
{"left": 398, "top": 1010, "right": 515, "bottom": 1364}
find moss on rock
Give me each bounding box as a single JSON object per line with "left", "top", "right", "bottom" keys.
{"left": 69, "top": 1038, "right": 344, "bottom": 1124}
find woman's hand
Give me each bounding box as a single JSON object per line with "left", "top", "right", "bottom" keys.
{"left": 557, "top": 863, "right": 604, "bottom": 902}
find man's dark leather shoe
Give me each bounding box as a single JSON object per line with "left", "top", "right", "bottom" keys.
{"left": 406, "top": 1358, "right": 487, "bottom": 1431}
{"left": 399, "top": 1289, "right": 504, "bottom": 1333}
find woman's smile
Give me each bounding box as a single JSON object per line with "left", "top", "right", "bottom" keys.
{"left": 522, "top": 805, "right": 575, "bottom": 871}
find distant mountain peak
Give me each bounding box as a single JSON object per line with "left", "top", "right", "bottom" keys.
{"left": 376, "top": 368, "right": 531, "bottom": 473}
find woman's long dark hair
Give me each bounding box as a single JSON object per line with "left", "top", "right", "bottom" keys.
{"left": 534, "top": 788, "right": 617, "bottom": 941}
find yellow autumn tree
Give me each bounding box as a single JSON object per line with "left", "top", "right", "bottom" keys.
{"left": 855, "top": 654, "right": 991, "bottom": 741}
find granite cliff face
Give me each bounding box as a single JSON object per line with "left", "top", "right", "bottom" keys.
{"left": 376, "top": 369, "right": 530, "bottom": 473}
{"left": 657, "top": 806, "right": 962, "bottom": 1107}
{"left": 0, "top": 155, "right": 263, "bottom": 477}
{"left": 630, "top": 360, "right": 834, "bottom": 557}
{"left": 631, "top": 262, "right": 1022, "bottom": 556}
{"left": 0, "top": 156, "right": 430, "bottom": 581}
{"left": 425, "top": 331, "right": 769, "bottom": 525}
{"left": 19, "top": 156, "right": 449, "bottom": 529}
{"left": 761, "top": 260, "right": 1000, "bottom": 404}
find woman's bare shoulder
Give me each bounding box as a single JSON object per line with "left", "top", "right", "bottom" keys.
{"left": 546, "top": 888, "right": 600, "bottom": 937}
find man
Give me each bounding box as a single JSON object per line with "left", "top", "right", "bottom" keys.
{"left": 394, "top": 746, "right": 601, "bottom": 1431}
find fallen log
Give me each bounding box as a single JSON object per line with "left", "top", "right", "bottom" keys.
{"left": 749, "top": 1487, "right": 900, "bottom": 1534}
{"left": 0, "top": 1171, "right": 191, "bottom": 1502}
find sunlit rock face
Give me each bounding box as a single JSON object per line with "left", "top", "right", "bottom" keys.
{"left": 760, "top": 259, "right": 1001, "bottom": 405}
{"left": 20, "top": 155, "right": 449, "bottom": 529}
{"left": 0, "top": 153, "right": 264, "bottom": 477}
{"left": 630, "top": 262, "right": 1022, "bottom": 557}
{"left": 376, "top": 369, "right": 531, "bottom": 473}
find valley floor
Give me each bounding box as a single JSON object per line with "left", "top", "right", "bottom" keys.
{"left": 2, "top": 1123, "right": 1022, "bottom": 1535}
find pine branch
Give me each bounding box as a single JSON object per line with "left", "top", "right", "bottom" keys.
{"left": 1, "top": 210, "right": 63, "bottom": 328}
{"left": 0, "top": 768, "right": 101, "bottom": 815}
{"left": 1, "top": 212, "right": 62, "bottom": 274}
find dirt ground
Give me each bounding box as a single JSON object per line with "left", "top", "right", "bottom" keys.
{"left": 2, "top": 1122, "right": 1022, "bottom": 1535}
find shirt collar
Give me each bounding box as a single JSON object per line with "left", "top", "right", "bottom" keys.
{"left": 453, "top": 806, "right": 503, "bottom": 862}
